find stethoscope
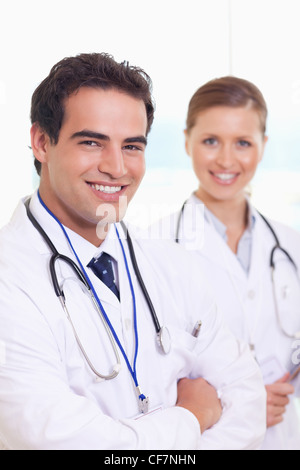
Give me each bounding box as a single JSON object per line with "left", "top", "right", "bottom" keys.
{"left": 25, "top": 195, "right": 171, "bottom": 414}
{"left": 176, "top": 200, "right": 300, "bottom": 341}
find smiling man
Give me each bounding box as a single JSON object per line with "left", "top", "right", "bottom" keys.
{"left": 31, "top": 86, "right": 148, "bottom": 244}
{"left": 0, "top": 53, "right": 266, "bottom": 450}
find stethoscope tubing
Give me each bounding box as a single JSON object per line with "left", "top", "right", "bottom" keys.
{"left": 25, "top": 198, "right": 122, "bottom": 381}
{"left": 120, "top": 221, "right": 161, "bottom": 334}
{"left": 176, "top": 200, "right": 298, "bottom": 272}
{"left": 259, "top": 212, "right": 298, "bottom": 271}
{"left": 176, "top": 200, "right": 300, "bottom": 340}
{"left": 25, "top": 198, "right": 162, "bottom": 338}
{"left": 120, "top": 221, "right": 170, "bottom": 353}
{"left": 24, "top": 197, "right": 169, "bottom": 386}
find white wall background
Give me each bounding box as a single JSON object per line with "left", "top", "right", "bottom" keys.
{"left": 1, "top": 0, "right": 300, "bottom": 229}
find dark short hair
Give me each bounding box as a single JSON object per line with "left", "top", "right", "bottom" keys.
{"left": 31, "top": 53, "right": 155, "bottom": 175}
{"left": 186, "top": 76, "right": 267, "bottom": 135}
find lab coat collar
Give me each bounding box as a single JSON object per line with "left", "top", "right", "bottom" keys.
{"left": 27, "top": 190, "right": 126, "bottom": 308}
{"left": 189, "top": 192, "right": 256, "bottom": 238}
{"left": 61, "top": 224, "right": 125, "bottom": 309}
{"left": 59, "top": 221, "right": 122, "bottom": 273}
{"left": 28, "top": 190, "right": 121, "bottom": 259}
{"left": 186, "top": 194, "right": 273, "bottom": 284}
{"left": 184, "top": 193, "right": 255, "bottom": 280}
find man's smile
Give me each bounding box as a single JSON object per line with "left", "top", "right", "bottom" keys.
{"left": 88, "top": 183, "right": 123, "bottom": 194}
{"left": 86, "top": 181, "right": 129, "bottom": 202}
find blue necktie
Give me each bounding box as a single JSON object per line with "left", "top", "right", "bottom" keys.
{"left": 87, "top": 252, "right": 120, "bottom": 300}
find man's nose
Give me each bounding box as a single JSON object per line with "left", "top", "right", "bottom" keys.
{"left": 98, "top": 145, "right": 128, "bottom": 179}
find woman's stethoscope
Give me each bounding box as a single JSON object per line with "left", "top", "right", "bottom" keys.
{"left": 176, "top": 200, "right": 300, "bottom": 341}
{"left": 25, "top": 195, "right": 171, "bottom": 413}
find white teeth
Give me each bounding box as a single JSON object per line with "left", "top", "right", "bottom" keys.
{"left": 90, "top": 184, "right": 122, "bottom": 194}
{"left": 214, "top": 173, "right": 237, "bottom": 181}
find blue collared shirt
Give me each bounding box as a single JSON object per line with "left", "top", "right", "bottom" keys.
{"left": 191, "top": 194, "right": 256, "bottom": 274}
{"left": 205, "top": 205, "right": 256, "bottom": 274}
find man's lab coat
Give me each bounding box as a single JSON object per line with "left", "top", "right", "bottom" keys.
{"left": 0, "top": 193, "right": 266, "bottom": 450}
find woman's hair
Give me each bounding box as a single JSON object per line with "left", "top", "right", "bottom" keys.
{"left": 31, "top": 53, "right": 155, "bottom": 175}
{"left": 186, "top": 76, "right": 268, "bottom": 135}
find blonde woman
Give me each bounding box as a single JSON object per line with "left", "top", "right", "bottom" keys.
{"left": 157, "top": 77, "right": 300, "bottom": 450}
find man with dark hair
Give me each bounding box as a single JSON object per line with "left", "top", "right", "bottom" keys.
{"left": 31, "top": 53, "right": 155, "bottom": 176}
{"left": 0, "top": 53, "right": 266, "bottom": 450}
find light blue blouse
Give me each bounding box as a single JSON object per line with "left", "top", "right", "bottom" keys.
{"left": 203, "top": 202, "right": 256, "bottom": 275}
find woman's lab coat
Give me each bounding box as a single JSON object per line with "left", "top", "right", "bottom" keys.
{"left": 0, "top": 194, "right": 266, "bottom": 450}
{"left": 156, "top": 194, "right": 300, "bottom": 450}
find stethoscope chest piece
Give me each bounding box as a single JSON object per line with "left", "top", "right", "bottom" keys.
{"left": 157, "top": 326, "right": 172, "bottom": 354}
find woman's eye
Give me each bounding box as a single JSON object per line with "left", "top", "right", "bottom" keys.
{"left": 203, "top": 138, "right": 217, "bottom": 146}
{"left": 237, "top": 140, "right": 251, "bottom": 148}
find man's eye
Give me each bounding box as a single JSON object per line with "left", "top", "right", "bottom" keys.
{"left": 80, "top": 140, "right": 98, "bottom": 146}
{"left": 124, "top": 145, "right": 142, "bottom": 151}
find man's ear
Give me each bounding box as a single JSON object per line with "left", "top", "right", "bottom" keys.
{"left": 30, "top": 123, "right": 51, "bottom": 164}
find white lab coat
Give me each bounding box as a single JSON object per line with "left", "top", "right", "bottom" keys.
{"left": 154, "top": 194, "right": 300, "bottom": 450}
{"left": 0, "top": 193, "right": 266, "bottom": 450}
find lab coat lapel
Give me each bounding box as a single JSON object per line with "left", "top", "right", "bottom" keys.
{"left": 192, "top": 217, "right": 247, "bottom": 282}
{"left": 247, "top": 210, "right": 271, "bottom": 288}
{"left": 90, "top": 273, "right": 121, "bottom": 310}
{"left": 26, "top": 192, "right": 121, "bottom": 310}
{"left": 180, "top": 196, "right": 246, "bottom": 280}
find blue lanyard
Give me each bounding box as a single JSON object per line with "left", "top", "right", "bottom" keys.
{"left": 37, "top": 191, "right": 148, "bottom": 411}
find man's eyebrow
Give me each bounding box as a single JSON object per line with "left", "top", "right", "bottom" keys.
{"left": 124, "top": 136, "right": 147, "bottom": 146}
{"left": 70, "top": 131, "right": 147, "bottom": 146}
{"left": 70, "top": 130, "right": 110, "bottom": 141}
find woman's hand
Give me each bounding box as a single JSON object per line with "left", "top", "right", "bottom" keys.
{"left": 265, "top": 373, "right": 294, "bottom": 428}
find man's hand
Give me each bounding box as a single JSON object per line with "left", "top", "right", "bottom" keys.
{"left": 176, "top": 377, "right": 222, "bottom": 432}
{"left": 265, "top": 373, "right": 294, "bottom": 428}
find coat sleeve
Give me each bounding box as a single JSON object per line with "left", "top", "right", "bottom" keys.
{"left": 273, "top": 221, "right": 300, "bottom": 396}
{"left": 133, "top": 236, "right": 267, "bottom": 450}
{"left": 0, "top": 282, "right": 201, "bottom": 450}
{"left": 191, "top": 300, "right": 267, "bottom": 450}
